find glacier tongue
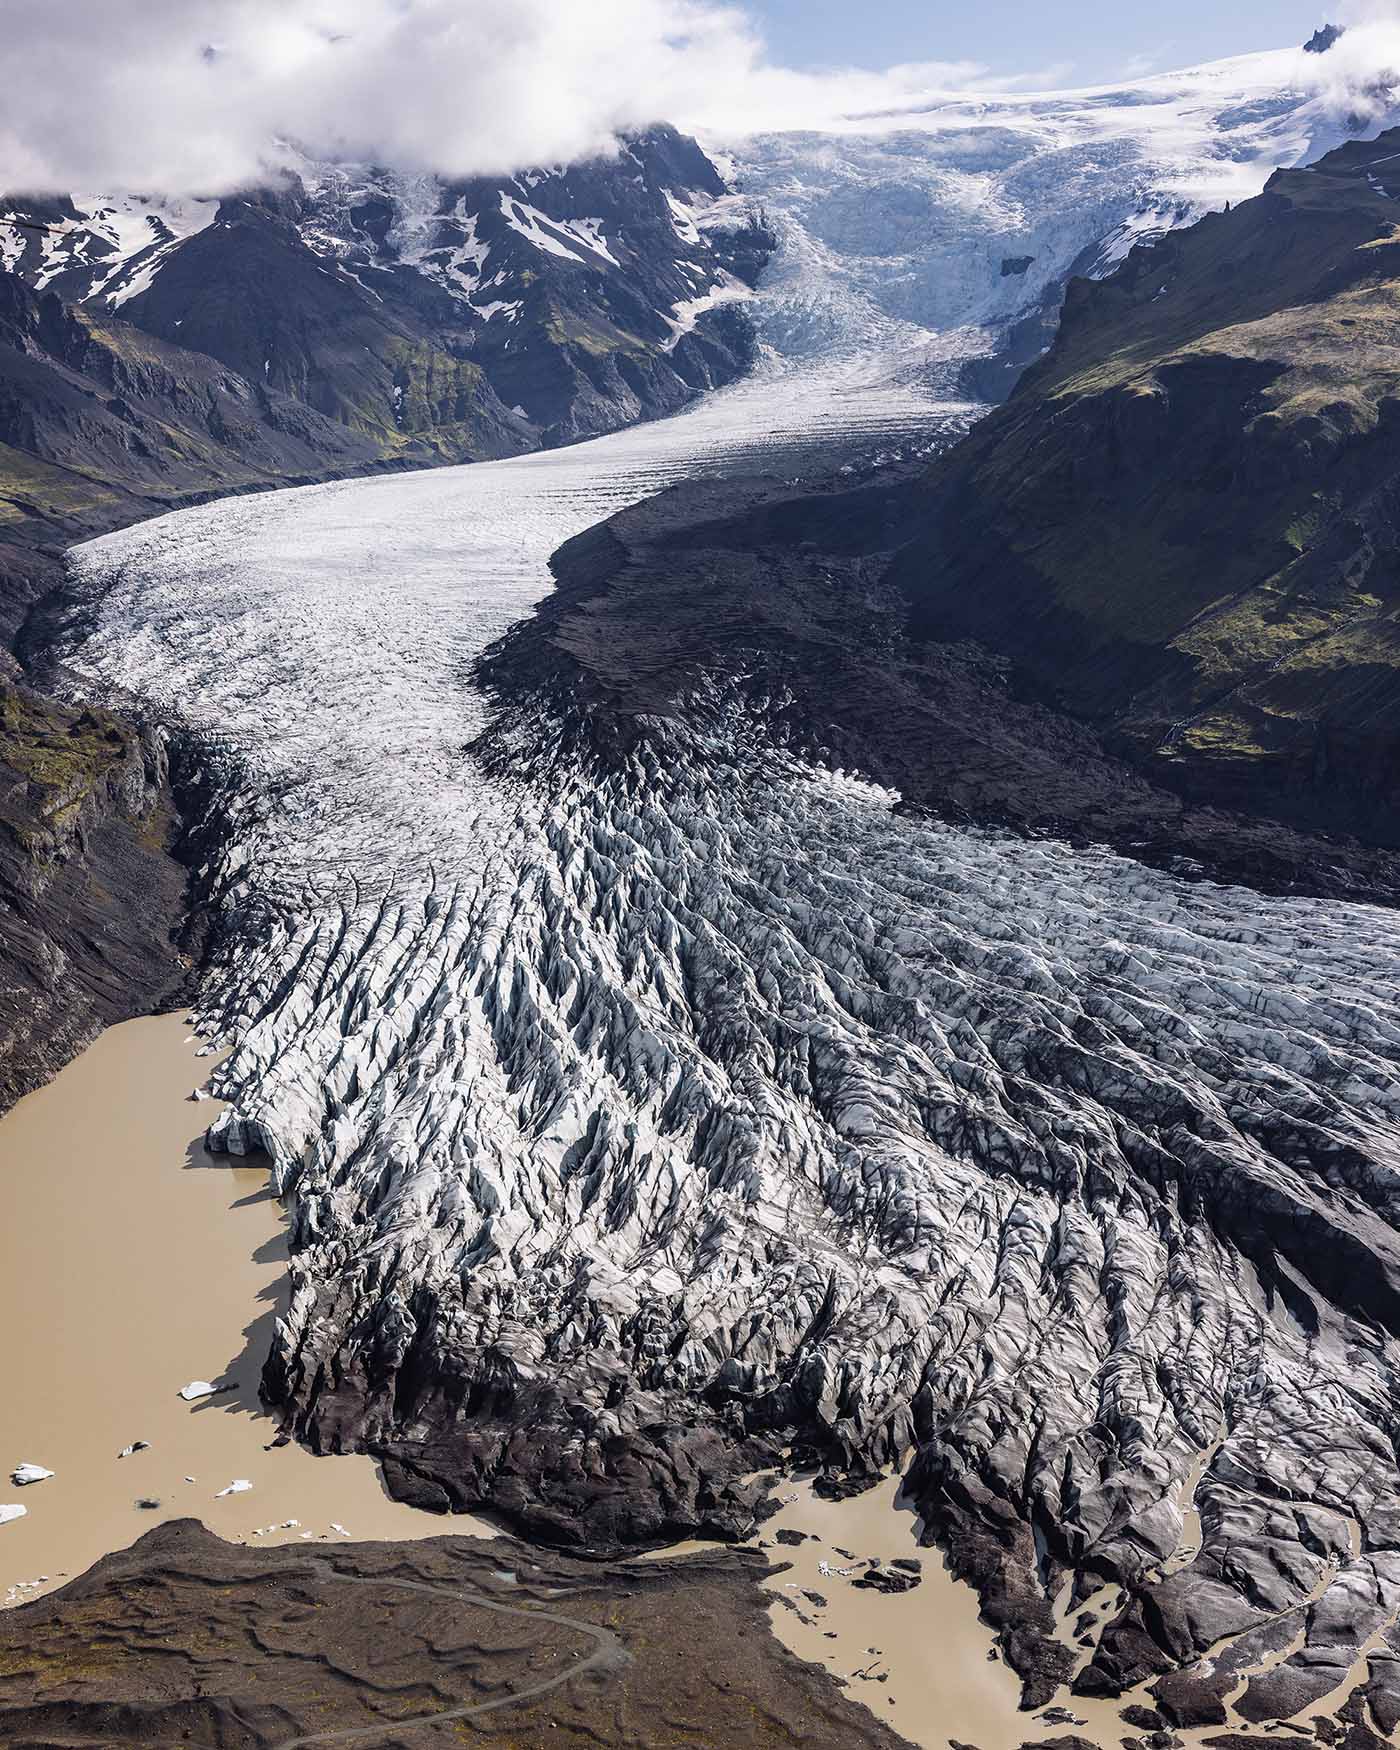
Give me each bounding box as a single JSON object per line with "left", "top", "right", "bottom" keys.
{"left": 54, "top": 59, "right": 1400, "bottom": 1715}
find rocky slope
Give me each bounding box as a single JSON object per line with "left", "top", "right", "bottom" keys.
{"left": 890, "top": 126, "right": 1400, "bottom": 845}
{"left": 0, "top": 677, "right": 188, "bottom": 1109}
{"left": 0, "top": 252, "right": 406, "bottom": 609}
{"left": 478, "top": 474, "right": 1400, "bottom": 904}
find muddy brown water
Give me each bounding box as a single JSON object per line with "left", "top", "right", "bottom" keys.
{"left": 0, "top": 1013, "right": 492, "bottom": 1607}
{"left": 645, "top": 1476, "right": 1364, "bottom": 1750}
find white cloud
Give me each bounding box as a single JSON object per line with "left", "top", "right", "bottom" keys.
{"left": 0, "top": 0, "right": 995, "bottom": 195}
{"left": 1310, "top": 7, "right": 1400, "bottom": 128}
{"left": 1, "top": 0, "right": 1399, "bottom": 198}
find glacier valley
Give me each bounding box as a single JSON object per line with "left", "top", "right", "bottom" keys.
{"left": 51, "top": 51, "right": 1400, "bottom": 1733}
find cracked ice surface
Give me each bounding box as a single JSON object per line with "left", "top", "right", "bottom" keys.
{"left": 57, "top": 89, "right": 1400, "bottom": 1689}
{"left": 63, "top": 353, "right": 1400, "bottom": 1685}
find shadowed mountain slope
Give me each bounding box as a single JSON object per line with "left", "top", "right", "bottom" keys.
{"left": 892, "top": 127, "right": 1400, "bottom": 842}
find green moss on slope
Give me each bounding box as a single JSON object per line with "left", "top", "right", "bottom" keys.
{"left": 894, "top": 128, "right": 1400, "bottom": 839}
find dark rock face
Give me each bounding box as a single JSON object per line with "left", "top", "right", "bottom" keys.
{"left": 0, "top": 1518, "right": 907, "bottom": 1748}
{"left": 0, "top": 678, "right": 188, "bottom": 1109}
{"left": 0, "top": 262, "right": 397, "bottom": 535}
{"left": 1304, "top": 22, "right": 1344, "bottom": 52}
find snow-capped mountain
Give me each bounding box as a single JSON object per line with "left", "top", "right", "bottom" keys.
{"left": 3, "top": 39, "right": 1382, "bottom": 463}
{"left": 0, "top": 127, "right": 772, "bottom": 454}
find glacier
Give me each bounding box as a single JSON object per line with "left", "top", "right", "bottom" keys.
{"left": 52, "top": 50, "right": 1400, "bottom": 1728}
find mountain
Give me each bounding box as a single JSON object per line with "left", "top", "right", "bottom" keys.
{"left": 0, "top": 258, "right": 402, "bottom": 562}
{"left": 1, "top": 126, "right": 771, "bottom": 457}
{"left": 892, "top": 127, "right": 1400, "bottom": 846}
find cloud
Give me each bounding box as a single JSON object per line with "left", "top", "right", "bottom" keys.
{"left": 1116, "top": 50, "right": 1165, "bottom": 79}
{"left": 1300, "top": 6, "right": 1400, "bottom": 127}
{"left": 2, "top": 0, "right": 1400, "bottom": 198}
{"left": 0, "top": 0, "right": 994, "bottom": 196}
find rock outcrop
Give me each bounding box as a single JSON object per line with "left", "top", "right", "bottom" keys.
{"left": 0, "top": 677, "right": 188, "bottom": 1108}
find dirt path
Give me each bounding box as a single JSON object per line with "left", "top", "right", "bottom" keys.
{"left": 271, "top": 1560, "right": 629, "bottom": 1747}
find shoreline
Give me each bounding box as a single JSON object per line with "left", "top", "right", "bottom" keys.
{"left": 0, "top": 1011, "right": 492, "bottom": 1608}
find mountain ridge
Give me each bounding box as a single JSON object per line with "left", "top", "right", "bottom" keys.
{"left": 2, "top": 126, "right": 772, "bottom": 458}
{"left": 891, "top": 127, "right": 1400, "bottom": 843}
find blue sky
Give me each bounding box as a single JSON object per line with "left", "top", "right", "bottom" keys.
{"left": 745, "top": 0, "right": 1330, "bottom": 84}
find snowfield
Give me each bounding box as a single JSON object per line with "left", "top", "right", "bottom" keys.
{"left": 56, "top": 49, "right": 1400, "bottom": 1722}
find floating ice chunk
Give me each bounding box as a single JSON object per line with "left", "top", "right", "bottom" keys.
{"left": 179, "top": 1380, "right": 219, "bottom": 1401}
{"left": 0, "top": 1504, "right": 27, "bottom": 1526}
{"left": 281, "top": 1519, "right": 299, "bottom": 1528}
{"left": 184, "top": 1476, "right": 196, "bottom": 1483}
{"left": 11, "top": 1463, "right": 53, "bottom": 1486}
{"left": 215, "top": 1479, "right": 252, "bottom": 1497}
{"left": 330, "top": 1522, "right": 350, "bottom": 1537}
{"left": 817, "top": 1560, "right": 831, "bottom": 1577}
{"left": 117, "top": 1441, "right": 150, "bottom": 1458}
